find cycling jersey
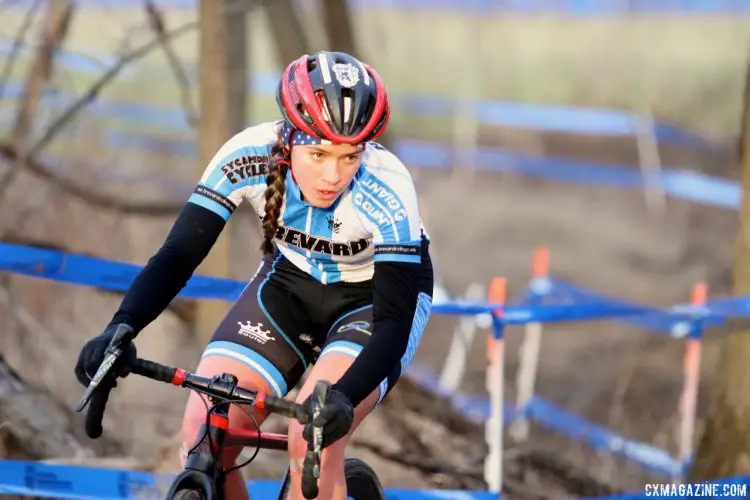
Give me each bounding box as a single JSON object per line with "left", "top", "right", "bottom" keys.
{"left": 187, "top": 121, "right": 430, "bottom": 284}
{"left": 107, "top": 120, "right": 433, "bottom": 407}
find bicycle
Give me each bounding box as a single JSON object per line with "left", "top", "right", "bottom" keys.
{"left": 75, "top": 325, "right": 385, "bottom": 500}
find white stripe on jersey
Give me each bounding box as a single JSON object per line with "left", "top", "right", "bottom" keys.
{"left": 222, "top": 122, "right": 429, "bottom": 284}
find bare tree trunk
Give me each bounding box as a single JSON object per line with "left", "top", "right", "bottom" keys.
{"left": 263, "top": 0, "right": 311, "bottom": 67}
{"left": 11, "top": 0, "right": 72, "bottom": 150}
{"left": 194, "top": 0, "right": 247, "bottom": 344}
{"left": 321, "top": 0, "right": 358, "bottom": 55}
{"left": 319, "top": 0, "right": 392, "bottom": 148}
{"left": 225, "top": 9, "right": 260, "bottom": 281}
{"left": 688, "top": 51, "right": 750, "bottom": 481}
{"left": 0, "top": 0, "right": 73, "bottom": 201}
{"left": 144, "top": 0, "right": 198, "bottom": 128}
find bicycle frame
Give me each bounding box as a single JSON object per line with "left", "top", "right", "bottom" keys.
{"left": 165, "top": 373, "right": 295, "bottom": 500}
{"left": 76, "top": 334, "right": 326, "bottom": 500}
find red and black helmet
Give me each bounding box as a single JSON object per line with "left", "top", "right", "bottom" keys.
{"left": 276, "top": 51, "right": 390, "bottom": 144}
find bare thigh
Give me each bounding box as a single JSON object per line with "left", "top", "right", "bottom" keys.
{"left": 181, "top": 355, "right": 277, "bottom": 468}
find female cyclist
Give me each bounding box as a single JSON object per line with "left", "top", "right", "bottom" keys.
{"left": 74, "top": 50, "right": 434, "bottom": 500}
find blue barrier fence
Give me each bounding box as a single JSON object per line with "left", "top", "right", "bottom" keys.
{"left": 2, "top": 43, "right": 736, "bottom": 212}
{"left": 6, "top": 0, "right": 750, "bottom": 14}
{"left": 3, "top": 36, "right": 737, "bottom": 214}
{"left": 1, "top": 8, "right": 747, "bottom": 494}
{"left": 0, "top": 459, "right": 498, "bottom": 500}
{"left": 0, "top": 98, "right": 739, "bottom": 211}
{"left": 3, "top": 242, "right": 744, "bottom": 322}
{"left": 0, "top": 237, "right": 747, "bottom": 497}
{"left": 0, "top": 241, "right": 747, "bottom": 478}
{"left": 1, "top": 124, "right": 739, "bottom": 212}
{"left": 1, "top": 458, "right": 749, "bottom": 500}
{"left": 0, "top": 73, "right": 710, "bottom": 146}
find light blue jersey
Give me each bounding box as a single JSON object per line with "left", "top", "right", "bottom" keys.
{"left": 188, "top": 121, "right": 429, "bottom": 284}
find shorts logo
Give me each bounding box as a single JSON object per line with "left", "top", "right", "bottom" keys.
{"left": 237, "top": 321, "right": 275, "bottom": 344}
{"left": 337, "top": 320, "right": 371, "bottom": 335}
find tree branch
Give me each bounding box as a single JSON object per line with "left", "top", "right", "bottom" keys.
{"left": 0, "top": 0, "right": 41, "bottom": 105}
{"left": 263, "top": 0, "right": 311, "bottom": 68}
{"left": 0, "top": 143, "right": 184, "bottom": 215}
{"left": 319, "top": 0, "right": 393, "bottom": 149}
{"left": 321, "top": 0, "right": 358, "bottom": 55}
{"left": 0, "top": 19, "right": 196, "bottom": 215}
{"left": 0, "top": 0, "right": 73, "bottom": 203}
{"left": 144, "top": 0, "right": 198, "bottom": 128}
{"left": 12, "top": 0, "right": 73, "bottom": 148}
{"left": 0, "top": 232, "right": 195, "bottom": 324}
{"left": 29, "top": 19, "right": 198, "bottom": 156}
{"left": 25, "top": 0, "right": 257, "bottom": 158}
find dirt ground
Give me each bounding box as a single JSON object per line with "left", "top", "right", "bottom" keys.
{"left": 0, "top": 124, "right": 741, "bottom": 497}
{"left": 411, "top": 127, "right": 738, "bottom": 493}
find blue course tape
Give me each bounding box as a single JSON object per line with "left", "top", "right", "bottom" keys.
{"left": 1, "top": 458, "right": 749, "bottom": 500}
{"left": 2, "top": 242, "right": 747, "bottom": 482}
{"left": 0, "top": 81, "right": 735, "bottom": 211}
{"left": 0, "top": 242, "right": 700, "bottom": 325}
{"left": 525, "top": 397, "right": 683, "bottom": 477}
{"left": 0, "top": 120, "right": 736, "bottom": 212}
{"left": 0, "top": 459, "right": 497, "bottom": 500}
{"left": 0, "top": 65, "right": 709, "bottom": 146}
{"left": 2, "top": 243, "right": 748, "bottom": 323}
{"left": 405, "top": 364, "right": 684, "bottom": 477}
{"left": 10, "top": 122, "right": 735, "bottom": 212}
{"left": 531, "top": 278, "right": 726, "bottom": 336}
{"left": 0, "top": 243, "right": 246, "bottom": 301}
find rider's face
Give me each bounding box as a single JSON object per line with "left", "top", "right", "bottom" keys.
{"left": 290, "top": 143, "right": 364, "bottom": 208}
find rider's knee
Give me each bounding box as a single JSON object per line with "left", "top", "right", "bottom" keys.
{"left": 178, "top": 353, "right": 276, "bottom": 469}
{"left": 286, "top": 417, "right": 306, "bottom": 472}
{"left": 286, "top": 416, "right": 349, "bottom": 474}
{"left": 179, "top": 392, "right": 248, "bottom": 469}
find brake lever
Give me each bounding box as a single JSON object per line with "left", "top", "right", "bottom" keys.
{"left": 75, "top": 349, "right": 118, "bottom": 412}
{"left": 301, "top": 380, "right": 331, "bottom": 499}
{"left": 75, "top": 325, "right": 135, "bottom": 412}
{"left": 313, "top": 380, "right": 333, "bottom": 472}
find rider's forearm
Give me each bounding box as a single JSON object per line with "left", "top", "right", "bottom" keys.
{"left": 108, "top": 202, "right": 226, "bottom": 334}
{"left": 332, "top": 261, "right": 421, "bottom": 407}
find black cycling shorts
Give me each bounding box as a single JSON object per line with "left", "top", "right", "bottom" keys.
{"left": 202, "top": 243, "right": 433, "bottom": 401}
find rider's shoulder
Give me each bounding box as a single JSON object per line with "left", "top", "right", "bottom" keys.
{"left": 360, "top": 142, "right": 412, "bottom": 178}
{"left": 357, "top": 142, "right": 415, "bottom": 189}
{"left": 218, "top": 121, "right": 281, "bottom": 155}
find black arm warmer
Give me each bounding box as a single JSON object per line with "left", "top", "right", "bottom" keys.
{"left": 108, "top": 202, "right": 226, "bottom": 334}
{"left": 332, "top": 260, "right": 421, "bottom": 407}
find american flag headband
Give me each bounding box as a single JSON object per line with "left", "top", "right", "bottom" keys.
{"left": 280, "top": 121, "right": 365, "bottom": 150}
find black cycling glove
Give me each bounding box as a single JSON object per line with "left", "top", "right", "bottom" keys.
{"left": 295, "top": 388, "right": 354, "bottom": 448}
{"left": 74, "top": 323, "right": 137, "bottom": 388}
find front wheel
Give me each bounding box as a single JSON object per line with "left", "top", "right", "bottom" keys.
{"left": 344, "top": 457, "right": 385, "bottom": 500}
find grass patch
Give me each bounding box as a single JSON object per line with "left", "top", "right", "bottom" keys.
{"left": 2, "top": 7, "right": 750, "bottom": 141}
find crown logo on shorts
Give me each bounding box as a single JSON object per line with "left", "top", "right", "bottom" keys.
{"left": 237, "top": 321, "right": 275, "bottom": 344}
{"left": 327, "top": 216, "right": 342, "bottom": 233}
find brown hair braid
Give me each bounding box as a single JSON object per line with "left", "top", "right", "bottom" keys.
{"left": 260, "top": 126, "right": 290, "bottom": 254}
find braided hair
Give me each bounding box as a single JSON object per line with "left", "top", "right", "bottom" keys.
{"left": 260, "top": 126, "right": 290, "bottom": 254}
